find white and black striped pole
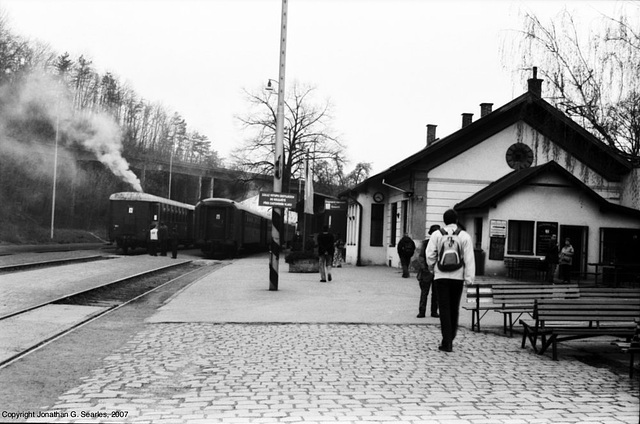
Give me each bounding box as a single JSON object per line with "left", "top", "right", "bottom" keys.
{"left": 270, "top": 0, "right": 288, "bottom": 291}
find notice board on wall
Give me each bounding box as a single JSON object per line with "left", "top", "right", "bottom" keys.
{"left": 489, "top": 236, "right": 505, "bottom": 260}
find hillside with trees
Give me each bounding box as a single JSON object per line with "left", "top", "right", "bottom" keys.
{"left": 0, "top": 10, "right": 221, "bottom": 243}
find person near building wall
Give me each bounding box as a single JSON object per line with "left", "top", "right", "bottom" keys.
{"left": 545, "top": 234, "right": 559, "bottom": 283}
{"left": 426, "top": 209, "right": 475, "bottom": 353}
{"left": 559, "top": 237, "right": 574, "bottom": 283}
{"left": 397, "top": 233, "right": 416, "bottom": 278}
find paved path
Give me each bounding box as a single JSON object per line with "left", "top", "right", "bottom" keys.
{"left": 17, "top": 254, "right": 640, "bottom": 423}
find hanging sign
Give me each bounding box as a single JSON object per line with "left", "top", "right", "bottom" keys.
{"left": 258, "top": 192, "right": 298, "bottom": 208}
{"left": 325, "top": 200, "right": 347, "bottom": 210}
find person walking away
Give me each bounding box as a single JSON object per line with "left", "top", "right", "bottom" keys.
{"left": 147, "top": 224, "right": 159, "bottom": 256}
{"left": 170, "top": 224, "right": 179, "bottom": 259}
{"left": 333, "top": 234, "right": 345, "bottom": 268}
{"left": 317, "top": 226, "right": 335, "bottom": 282}
{"left": 426, "top": 209, "right": 475, "bottom": 352}
{"left": 545, "top": 234, "right": 559, "bottom": 283}
{"left": 397, "top": 232, "right": 416, "bottom": 278}
{"left": 158, "top": 222, "right": 169, "bottom": 256}
{"left": 558, "top": 237, "right": 574, "bottom": 283}
{"left": 416, "top": 225, "right": 441, "bottom": 318}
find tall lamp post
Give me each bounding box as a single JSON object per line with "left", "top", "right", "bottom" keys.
{"left": 269, "top": 0, "right": 288, "bottom": 291}
{"left": 50, "top": 87, "right": 61, "bottom": 239}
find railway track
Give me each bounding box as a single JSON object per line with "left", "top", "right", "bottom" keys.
{"left": 0, "top": 260, "right": 222, "bottom": 369}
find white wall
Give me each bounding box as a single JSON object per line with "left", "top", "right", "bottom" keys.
{"left": 481, "top": 172, "right": 640, "bottom": 276}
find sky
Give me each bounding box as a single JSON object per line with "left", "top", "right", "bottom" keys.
{"left": 0, "top": 0, "right": 629, "bottom": 175}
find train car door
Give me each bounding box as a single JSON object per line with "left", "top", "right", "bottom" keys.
{"left": 209, "top": 206, "right": 227, "bottom": 240}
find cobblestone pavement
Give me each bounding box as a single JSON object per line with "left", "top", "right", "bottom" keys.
{"left": 29, "top": 323, "right": 639, "bottom": 424}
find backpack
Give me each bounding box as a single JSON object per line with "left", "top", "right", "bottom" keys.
{"left": 436, "top": 227, "right": 464, "bottom": 272}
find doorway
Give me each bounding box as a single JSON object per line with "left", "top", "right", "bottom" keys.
{"left": 560, "top": 225, "right": 588, "bottom": 279}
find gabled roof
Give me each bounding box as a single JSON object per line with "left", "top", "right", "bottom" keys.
{"left": 455, "top": 161, "right": 640, "bottom": 219}
{"left": 342, "top": 89, "right": 633, "bottom": 196}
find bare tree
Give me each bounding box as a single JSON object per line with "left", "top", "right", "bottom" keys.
{"left": 233, "top": 83, "right": 345, "bottom": 193}
{"left": 503, "top": 5, "right": 640, "bottom": 161}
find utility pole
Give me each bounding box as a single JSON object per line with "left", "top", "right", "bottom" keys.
{"left": 269, "top": 0, "right": 288, "bottom": 291}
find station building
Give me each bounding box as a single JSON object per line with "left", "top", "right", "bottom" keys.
{"left": 341, "top": 70, "right": 640, "bottom": 283}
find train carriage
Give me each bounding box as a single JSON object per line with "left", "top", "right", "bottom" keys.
{"left": 195, "top": 198, "right": 293, "bottom": 258}
{"left": 108, "top": 192, "right": 194, "bottom": 254}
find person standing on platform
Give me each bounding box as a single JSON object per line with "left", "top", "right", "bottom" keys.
{"left": 317, "top": 226, "right": 335, "bottom": 282}
{"left": 559, "top": 237, "right": 575, "bottom": 283}
{"left": 158, "top": 222, "right": 169, "bottom": 256}
{"left": 545, "top": 234, "right": 559, "bottom": 283}
{"left": 416, "top": 225, "right": 440, "bottom": 318}
{"left": 170, "top": 224, "right": 179, "bottom": 259}
{"left": 147, "top": 224, "right": 159, "bottom": 257}
{"left": 426, "top": 209, "right": 475, "bottom": 353}
{"left": 397, "top": 232, "right": 416, "bottom": 278}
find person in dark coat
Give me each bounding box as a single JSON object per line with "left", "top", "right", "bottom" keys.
{"left": 545, "top": 234, "right": 559, "bottom": 283}
{"left": 316, "top": 226, "right": 335, "bottom": 282}
{"left": 158, "top": 222, "right": 169, "bottom": 256}
{"left": 170, "top": 224, "right": 179, "bottom": 259}
{"left": 416, "top": 225, "right": 440, "bottom": 318}
{"left": 397, "top": 232, "right": 416, "bottom": 278}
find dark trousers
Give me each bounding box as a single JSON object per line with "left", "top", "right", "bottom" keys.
{"left": 400, "top": 256, "right": 411, "bottom": 278}
{"left": 418, "top": 278, "right": 438, "bottom": 316}
{"left": 559, "top": 264, "right": 571, "bottom": 282}
{"left": 546, "top": 263, "right": 557, "bottom": 283}
{"left": 171, "top": 240, "right": 178, "bottom": 259}
{"left": 148, "top": 241, "right": 158, "bottom": 256}
{"left": 434, "top": 279, "right": 464, "bottom": 348}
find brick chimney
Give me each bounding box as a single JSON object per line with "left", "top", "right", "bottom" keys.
{"left": 461, "top": 113, "right": 473, "bottom": 128}
{"left": 528, "top": 66, "right": 543, "bottom": 97}
{"left": 426, "top": 124, "right": 437, "bottom": 146}
{"left": 480, "top": 103, "right": 493, "bottom": 118}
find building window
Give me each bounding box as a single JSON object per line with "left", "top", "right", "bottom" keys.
{"left": 402, "top": 200, "right": 409, "bottom": 235}
{"left": 370, "top": 203, "right": 384, "bottom": 246}
{"left": 507, "top": 220, "right": 534, "bottom": 255}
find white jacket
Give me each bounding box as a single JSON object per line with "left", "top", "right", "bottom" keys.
{"left": 425, "top": 223, "right": 476, "bottom": 285}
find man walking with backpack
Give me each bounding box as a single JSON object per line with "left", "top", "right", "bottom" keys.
{"left": 426, "top": 209, "right": 475, "bottom": 352}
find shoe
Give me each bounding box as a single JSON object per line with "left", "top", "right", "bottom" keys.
{"left": 416, "top": 314, "right": 426, "bottom": 318}
{"left": 328, "top": 273, "right": 332, "bottom": 281}
{"left": 431, "top": 313, "right": 439, "bottom": 318}
{"left": 320, "top": 279, "right": 327, "bottom": 282}
{"left": 438, "top": 344, "right": 453, "bottom": 352}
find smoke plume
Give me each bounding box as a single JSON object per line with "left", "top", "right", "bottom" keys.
{"left": 1, "top": 71, "right": 143, "bottom": 192}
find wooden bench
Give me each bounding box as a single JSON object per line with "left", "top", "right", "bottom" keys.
{"left": 612, "top": 319, "right": 640, "bottom": 378}
{"left": 493, "top": 284, "right": 580, "bottom": 337}
{"left": 521, "top": 298, "right": 640, "bottom": 360}
{"left": 462, "top": 283, "right": 495, "bottom": 332}
{"left": 504, "top": 256, "right": 546, "bottom": 281}
{"left": 579, "top": 287, "right": 640, "bottom": 300}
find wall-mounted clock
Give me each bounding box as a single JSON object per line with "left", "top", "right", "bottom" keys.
{"left": 373, "top": 192, "right": 385, "bottom": 203}
{"left": 506, "top": 143, "right": 534, "bottom": 170}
